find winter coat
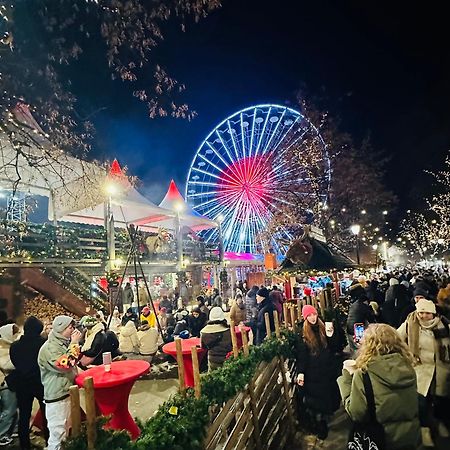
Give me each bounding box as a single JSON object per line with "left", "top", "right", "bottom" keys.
{"left": 398, "top": 313, "right": 450, "bottom": 397}
{"left": 38, "top": 332, "right": 80, "bottom": 402}
{"left": 119, "top": 321, "right": 140, "bottom": 354}
{"left": 0, "top": 324, "right": 17, "bottom": 388}
{"left": 385, "top": 284, "right": 409, "bottom": 308}
{"left": 296, "top": 330, "right": 341, "bottom": 414}
{"left": 255, "top": 298, "right": 275, "bottom": 345}
{"left": 269, "top": 290, "right": 284, "bottom": 316}
{"left": 380, "top": 285, "right": 410, "bottom": 328}
{"left": 346, "top": 300, "right": 376, "bottom": 335}
{"left": 187, "top": 313, "right": 207, "bottom": 338}
{"left": 123, "top": 286, "right": 134, "bottom": 304}
{"left": 230, "top": 303, "right": 246, "bottom": 324}
{"left": 10, "top": 333, "right": 46, "bottom": 388}
{"left": 140, "top": 311, "right": 156, "bottom": 328}
{"left": 82, "top": 324, "right": 121, "bottom": 365}
{"left": 245, "top": 287, "right": 258, "bottom": 323}
{"left": 201, "top": 323, "right": 232, "bottom": 366}
{"left": 337, "top": 353, "right": 420, "bottom": 450}
{"left": 108, "top": 315, "right": 122, "bottom": 335}
{"left": 137, "top": 325, "right": 158, "bottom": 355}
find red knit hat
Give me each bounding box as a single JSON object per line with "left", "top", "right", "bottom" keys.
{"left": 302, "top": 305, "right": 318, "bottom": 320}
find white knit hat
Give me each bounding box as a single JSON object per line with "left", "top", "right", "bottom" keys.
{"left": 209, "top": 306, "right": 225, "bottom": 321}
{"left": 416, "top": 299, "right": 436, "bottom": 315}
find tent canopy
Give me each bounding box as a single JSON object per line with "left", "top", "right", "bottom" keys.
{"left": 148, "top": 179, "right": 218, "bottom": 232}
{"left": 58, "top": 160, "right": 174, "bottom": 230}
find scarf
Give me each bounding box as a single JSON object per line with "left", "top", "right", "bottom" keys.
{"left": 406, "top": 313, "right": 449, "bottom": 363}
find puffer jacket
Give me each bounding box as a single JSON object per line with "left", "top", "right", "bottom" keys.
{"left": 137, "top": 325, "right": 158, "bottom": 355}
{"left": 337, "top": 353, "right": 420, "bottom": 449}
{"left": 119, "top": 321, "right": 139, "bottom": 353}
{"left": 346, "top": 300, "right": 376, "bottom": 334}
{"left": 37, "top": 332, "right": 80, "bottom": 402}
{"left": 230, "top": 303, "right": 246, "bottom": 324}
{"left": 201, "top": 323, "right": 232, "bottom": 366}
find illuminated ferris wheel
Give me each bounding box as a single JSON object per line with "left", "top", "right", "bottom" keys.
{"left": 185, "top": 104, "right": 331, "bottom": 254}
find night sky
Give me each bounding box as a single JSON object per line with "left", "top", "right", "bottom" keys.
{"left": 69, "top": 0, "right": 450, "bottom": 210}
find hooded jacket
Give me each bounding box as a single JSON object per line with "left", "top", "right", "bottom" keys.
{"left": 0, "top": 324, "right": 19, "bottom": 388}
{"left": 337, "top": 353, "right": 420, "bottom": 449}
{"left": 137, "top": 324, "right": 159, "bottom": 355}
{"left": 38, "top": 330, "right": 80, "bottom": 402}
{"left": 10, "top": 317, "right": 45, "bottom": 387}
{"left": 119, "top": 320, "right": 140, "bottom": 353}
{"left": 201, "top": 322, "right": 232, "bottom": 365}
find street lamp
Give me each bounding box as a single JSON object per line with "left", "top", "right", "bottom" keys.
{"left": 350, "top": 224, "right": 361, "bottom": 265}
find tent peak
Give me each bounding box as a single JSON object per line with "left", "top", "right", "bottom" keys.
{"left": 109, "top": 159, "right": 124, "bottom": 177}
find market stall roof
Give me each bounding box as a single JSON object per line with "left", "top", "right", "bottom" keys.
{"left": 279, "top": 236, "right": 356, "bottom": 272}
{"left": 58, "top": 159, "right": 174, "bottom": 230}
{"left": 147, "top": 179, "right": 217, "bottom": 232}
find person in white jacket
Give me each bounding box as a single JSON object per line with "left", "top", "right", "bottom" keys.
{"left": 119, "top": 320, "right": 139, "bottom": 357}
{"left": 0, "top": 324, "right": 21, "bottom": 446}
{"left": 137, "top": 322, "right": 158, "bottom": 362}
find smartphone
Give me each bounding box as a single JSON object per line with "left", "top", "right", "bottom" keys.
{"left": 354, "top": 323, "right": 365, "bottom": 344}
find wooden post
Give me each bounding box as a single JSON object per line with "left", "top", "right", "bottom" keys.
{"left": 241, "top": 327, "right": 250, "bottom": 357}
{"left": 264, "top": 312, "right": 272, "bottom": 339}
{"left": 273, "top": 310, "right": 281, "bottom": 338}
{"left": 283, "top": 302, "right": 288, "bottom": 328}
{"left": 297, "top": 299, "right": 302, "bottom": 321}
{"left": 248, "top": 376, "right": 263, "bottom": 450}
{"left": 306, "top": 295, "right": 311, "bottom": 305}
{"left": 290, "top": 305, "right": 296, "bottom": 330}
{"left": 230, "top": 320, "right": 239, "bottom": 358}
{"left": 312, "top": 294, "right": 319, "bottom": 311}
{"left": 318, "top": 291, "right": 326, "bottom": 319}
{"left": 175, "top": 338, "right": 186, "bottom": 396}
{"left": 191, "top": 346, "right": 201, "bottom": 399}
{"left": 83, "top": 377, "right": 97, "bottom": 450}
{"left": 69, "top": 385, "right": 81, "bottom": 437}
{"left": 278, "top": 357, "right": 295, "bottom": 436}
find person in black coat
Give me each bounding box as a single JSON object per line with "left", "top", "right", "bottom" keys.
{"left": 187, "top": 307, "right": 207, "bottom": 337}
{"left": 346, "top": 295, "right": 376, "bottom": 356}
{"left": 9, "top": 316, "right": 48, "bottom": 450}
{"left": 255, "top": 287, "right": 275, "bottom": 345}
{"left": 296, "top": 305, "right": 341, "bottom": 439}
{"left": 380, "top": 279, "right": 410, "bottom": 328}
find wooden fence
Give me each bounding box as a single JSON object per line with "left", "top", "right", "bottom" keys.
{"left": 69, "top": 292, "right": 336, "bottom": 449}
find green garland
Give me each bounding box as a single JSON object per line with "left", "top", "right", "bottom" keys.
{"left": 63, "top": 331, "right": 301, "bottom": 450}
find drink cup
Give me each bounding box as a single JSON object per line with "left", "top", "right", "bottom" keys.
{"left": 325, "top": 321, "right": 334, "bottom": 337}
{"left": 103, "top": 352, "right": 112, "bottom": 372}
{"left": 343, "top": 359, "right": 356, "bottom": 375}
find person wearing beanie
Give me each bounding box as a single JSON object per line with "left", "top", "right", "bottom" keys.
{"left": 140, "top": 305, "right": 156, "bottom": 328}
{"left": 0, "top": 323, "right": 20, "bottom": 446}
{"left": 38, "top": 315, "right": 82, "bottom": 450}
{"left": 10, "top": 317, "right": 47, "bottom": 449}
{"left": 381, "top": 277, "right": 410, "bottom": 328}
{"left": 254, "top": 287, "right": 275, "bottom": 345}
{"left": 187, "top": 306, "right": 207, "bottom": 338}
{"left": 296, "top": 305, "right": 341, "bottom": 439}
{"left": 398, "top": 299, "right": 450, "bottom": 446}
{"left": 200, "top": 307, "right": 232, "bottom": 371}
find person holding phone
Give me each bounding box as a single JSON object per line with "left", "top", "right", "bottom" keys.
{"left": 337, "top": 324, "right": 420, "bottom": 449}
{"left": 296, "top": 305, "right": 341, "bottom": 440}
{"left": 346, "top": 294, "right": 376, "bottom": 357}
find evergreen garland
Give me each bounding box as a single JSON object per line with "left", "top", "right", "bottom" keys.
{"left": 62, "top": 331, "right": 301, "bottom": 450}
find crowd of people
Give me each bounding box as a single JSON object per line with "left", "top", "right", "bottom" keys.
{"left": 1, "top": 268, "right": 450, "bottom": 449}
{"left": 295, "top": 268, "right": 450, "bottom": 449}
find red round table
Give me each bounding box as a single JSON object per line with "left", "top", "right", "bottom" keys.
{"left": 234, "top": 325, "right": 251, "bottom": 349}
{"left": 162, "top": 337, "right": 207, "bottom": 387}
{"left": 75, "top": 360, "right": 149, "bottom": 439}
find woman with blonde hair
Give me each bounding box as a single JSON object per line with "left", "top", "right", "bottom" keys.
{"left": 338, "top": 323, "right": 419, "bottom": 449}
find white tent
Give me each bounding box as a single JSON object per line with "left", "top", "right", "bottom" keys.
{"left": 149, "top": 179, "right": 218, "bottom": 232}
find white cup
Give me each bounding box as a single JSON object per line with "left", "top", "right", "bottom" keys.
{"left": 343, "top": 359, "right": 356, "bottom": 375}
{"left": 325, "top": 321, "right": 334, "bottom": 337}
{"left": 102, "top": 352, "right": 112, "bottom": 372}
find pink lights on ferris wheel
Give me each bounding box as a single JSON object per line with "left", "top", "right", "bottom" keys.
{"left": 216, "top": 155, "right": 272, "bottom": 218}
{"left": 185, "top": 104, "right": 331, "bottom": 254}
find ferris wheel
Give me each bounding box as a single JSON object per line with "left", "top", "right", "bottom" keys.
{"left": 185, "top": 104, "right": 331, "bottom": 255}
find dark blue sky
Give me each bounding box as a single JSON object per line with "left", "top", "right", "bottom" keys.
{"left": 69, "top": 0, "right": 450, "bottom": 207}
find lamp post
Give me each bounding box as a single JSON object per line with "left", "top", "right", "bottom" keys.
{"left": 350, "top": 224, "right": 361, "bottom": 266}
{"left": 372, "top": 244, "right": 378, "bottom": 268}
{"left": 216, "top": 214, "right": 225, "bottom": 297}
{"left": 174, "top": 201, "right": 185, "bottom": 272}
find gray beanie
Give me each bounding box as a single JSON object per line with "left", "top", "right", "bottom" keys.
{"left": 52, "top": 315, "right": 74, "bottom": 333}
